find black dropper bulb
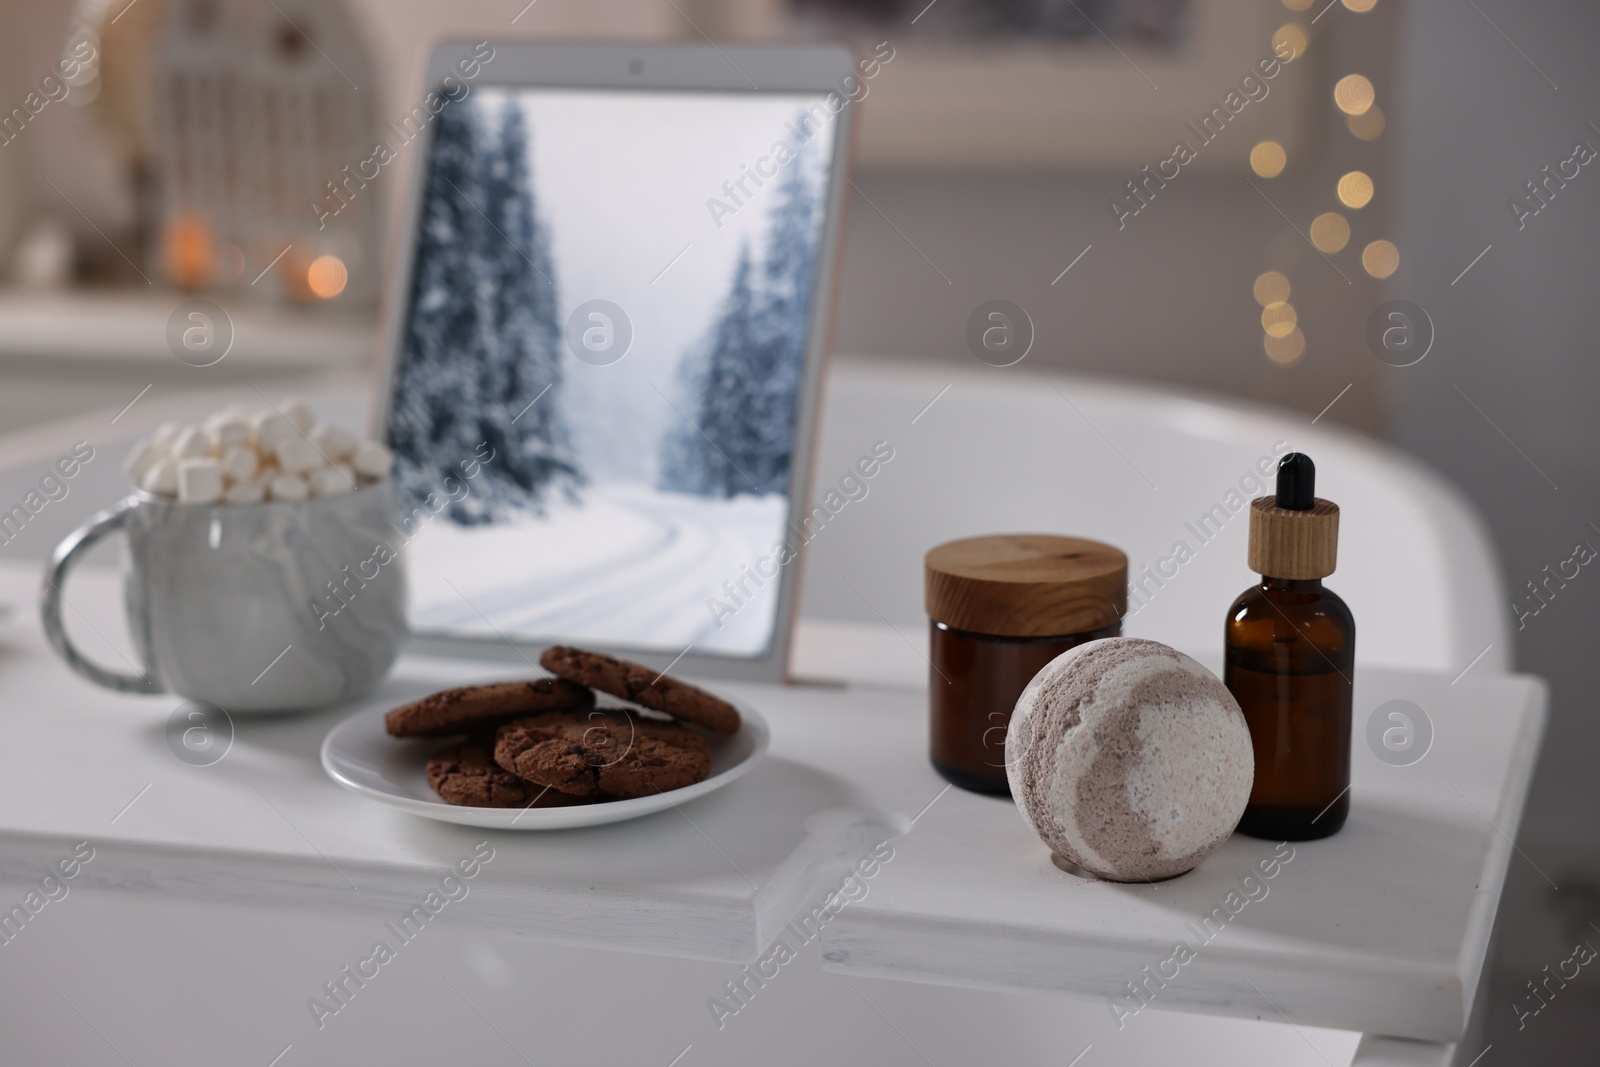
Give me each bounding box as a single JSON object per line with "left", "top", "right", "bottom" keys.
{"left": 1276, "top": 452, "right": 1315, "bottom": 510}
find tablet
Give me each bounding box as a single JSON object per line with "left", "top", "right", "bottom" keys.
{"left": 374, "top": 41, "right": 858, "bottom": 682}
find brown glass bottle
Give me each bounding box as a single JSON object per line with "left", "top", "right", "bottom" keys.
{"left": 1226, "top": 451, "right": 1353, "bottom": 841}
{"left": 1224, "top": 577, "right": 1354, "bottom": 839}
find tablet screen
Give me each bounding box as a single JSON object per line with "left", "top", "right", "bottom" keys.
{"left": 387, "top": 86, "right": 839, "bottom": 658}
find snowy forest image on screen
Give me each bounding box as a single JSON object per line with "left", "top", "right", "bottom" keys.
{"left": 388, "top": 87, "right": 834, "bottom": 656}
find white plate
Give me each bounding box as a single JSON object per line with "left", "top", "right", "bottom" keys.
{"left": 320, "top": 700, "right": 770, "bottom": 830}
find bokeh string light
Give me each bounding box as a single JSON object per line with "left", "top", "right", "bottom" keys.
{"left": 1337, "top": 171, "right": 1374, "bottom": 209}
{"left": 1361, "top": 239, "right": 1400, "bottom": 279}
{"left": 307, "top": 255, "right": 349, "bottom": 299}
{"left": 1264, "top": 327, "right": 1306, "bottom": 365}
{"left": 1251, "top": 140, "right": 1288, "bottom": 178}
{"left": 1262, "top": 301, "right": 1299, "bottom": 339}
{"left": 1254, "top": 271, "right": 1291, "bottom": 307}
{"left": 1273, "top": 23, "right": 1309, "bottom": 59}
{"left": 1334, "top": 74, "right": 1375, "bottom": 116}
{"left": 1347, "top": 105, "right": 1385, "bottom": 140}
{"left": 1310, "top": 212, "right": 1351, "bottom": 253}
{"left": 1257, "top": 6, "right": 1395, "bottom": 368}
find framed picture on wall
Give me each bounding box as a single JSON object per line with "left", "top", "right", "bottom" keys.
{"left": 699, "top": 0, "right": 1311, "bottom": 170}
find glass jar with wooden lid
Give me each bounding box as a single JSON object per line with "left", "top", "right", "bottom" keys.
{"left": 924, "top": 534, "right": 1128, "bottom": 795}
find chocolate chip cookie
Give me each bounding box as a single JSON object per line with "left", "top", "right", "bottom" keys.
{"left": 387, "top": 678, "right": 595, "bottom": 738}
{"left": 538, "top": 646, "right": 740, "bottom": 733}
{"left": 493, "top": 708, "right": 714, "bottom": 798}
{"left": 425, "top": 742, "right": 599, "bottom": 808}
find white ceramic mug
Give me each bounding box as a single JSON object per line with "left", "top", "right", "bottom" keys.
{"left": 41, "top": 482, "right": 407, "bottom": 711}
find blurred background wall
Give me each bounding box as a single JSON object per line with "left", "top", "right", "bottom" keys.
{"left": 1389, "top": 3, "right": 1600, "bottom": 1054}
{"left": 0, "top": 0, "right": 1394, "bottom": 432}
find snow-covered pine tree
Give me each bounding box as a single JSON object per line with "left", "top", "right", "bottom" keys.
{"left": 390, "top": 96, "right": 580, "bottom": 523}
{"left": 659, "top": 128, "right": 825, "bottom": 498}
{"left": 466, "top": 99, "right": 580, "bottom": 521}
{"left": 657, "top": 329, "right": 715, "bottom": 495}
{"left": 691, "top": 243, "right": 762, "bottom": 497}
{"left": 747, "top": 145, "right": 821, "bottom": 493}
{"left": 390, "top": 93, "right": 482, "bottom": 513}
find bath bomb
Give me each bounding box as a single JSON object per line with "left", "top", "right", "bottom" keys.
{"left": 1006, "top": 637, "right": 1253, "bottom": 882}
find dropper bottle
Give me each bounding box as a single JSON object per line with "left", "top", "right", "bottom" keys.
{"left": 1225, "top": 452, "right": 1354, "bottom": 840}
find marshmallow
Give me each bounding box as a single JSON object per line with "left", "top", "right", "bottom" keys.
{"left": 274, "top": 435, "right": 322, "bottom": 475}
{"left": 219, "top": 446, "right": 258, "bottom": 484}
{"left": 176, "top": 459, "right": 224, "bottom": 504}
{"left": 253, "top": 410, "right": 297, "bottom": 452}
{"left": 140, "top": 459, "right": 179, "bottom": 496}
{"left": 309, "top": 422, "right": 358, "bottom": 462}
{"left": 268, "top": 473, "right": 309, "bottom": 501}
{"left": 222, "top": 479, "right": 266, "bottom": 504}
{"left": 352, "top": 440, "right": 393, "bottom": 480}
{"left": 172, "top": 426, "right": 212, "bottom": 459}
{"left": 213, "top": 416, "right": 253, "bottom": 450}
{"left": 310, "top": 464, "right": 357, "bottom": 497}
{"left": 282, "top": 397, "right": 317, "bottom": 434}
{"left": 122, "top": 439, "right": 165, "bottom": 484}
{"left": 127, "top": 402, "right": 388, "bottom": 505}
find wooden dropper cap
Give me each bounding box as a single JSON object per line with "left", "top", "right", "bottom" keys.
{"left": 1247, "top": 453, "right": 1340, "bottom": 579}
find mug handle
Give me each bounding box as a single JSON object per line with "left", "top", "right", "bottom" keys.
{"left": 39, "top": 498, "right": 161, "bottom": 695}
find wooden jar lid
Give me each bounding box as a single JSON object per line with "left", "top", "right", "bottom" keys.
{"left": 1247, "top": 497, "right": 1339, "bottom": 579}
{"left": 924, "top": 534, "right": 1127, "bottom": 638}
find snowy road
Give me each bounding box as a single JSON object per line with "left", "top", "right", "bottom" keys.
{"left": 407, "top": 483, "right": 787, "bottom": 656}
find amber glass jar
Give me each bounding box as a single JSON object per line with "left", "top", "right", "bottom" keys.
{"left": 925, "top": 535, "right": 1127, "bottom": 795}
